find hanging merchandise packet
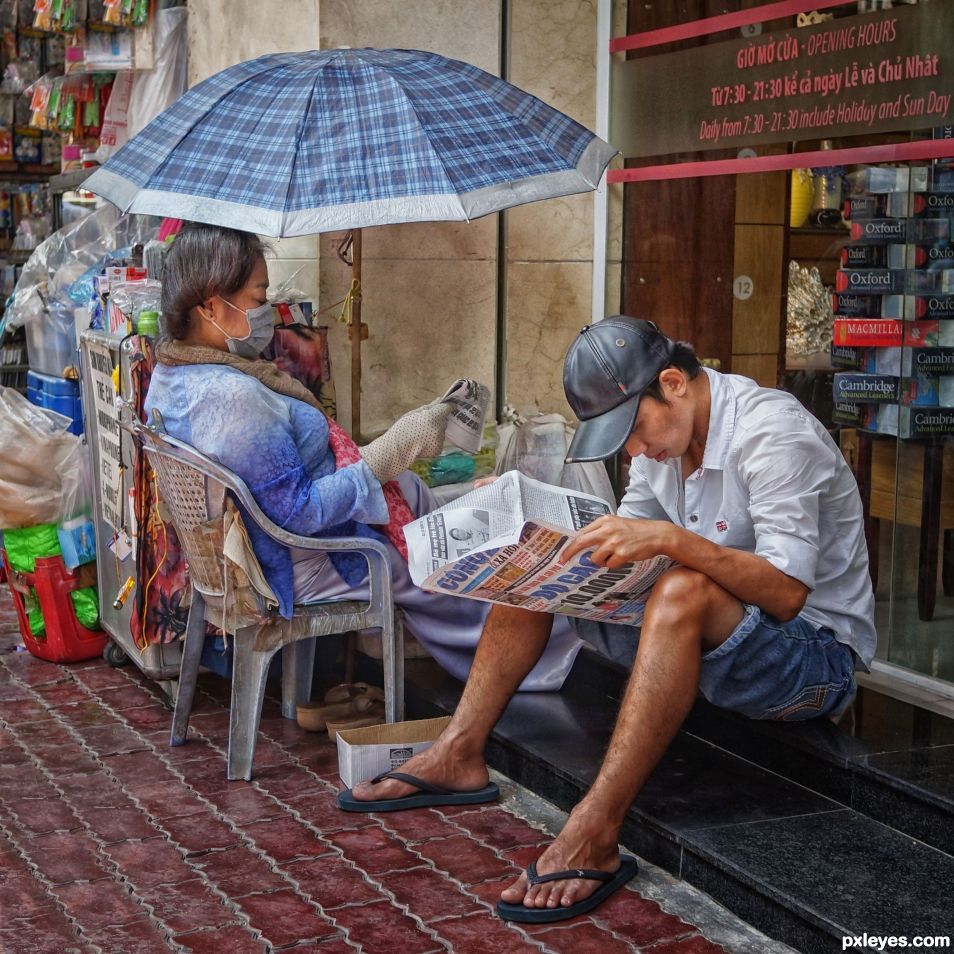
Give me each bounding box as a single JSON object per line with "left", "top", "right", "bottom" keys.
{"left": 440, "top": 379, "right": 491, "bottom": 454}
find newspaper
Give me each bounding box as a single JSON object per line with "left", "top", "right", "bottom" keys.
{"left": 440, "top": 379, "right": 491, "bottom": 454}
{"left": 404, "top": 471, "right": 673, "bottom": 626}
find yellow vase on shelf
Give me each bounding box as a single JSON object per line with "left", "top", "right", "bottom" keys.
{"left": 790, "top": 168, "right": 814, "bottom": 228}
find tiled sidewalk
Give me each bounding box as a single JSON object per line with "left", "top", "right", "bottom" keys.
{"left": 0, "top": 591, "right": 731, "bottom": 954}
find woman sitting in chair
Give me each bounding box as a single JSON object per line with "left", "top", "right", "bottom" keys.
{"left": 144, "top": 223, "right": 579, "bottom": 689}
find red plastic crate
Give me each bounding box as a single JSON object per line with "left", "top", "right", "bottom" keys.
{"left": 0, "top": 550, "right": 107, "bottom": 663}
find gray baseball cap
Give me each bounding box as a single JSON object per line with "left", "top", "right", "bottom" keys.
{"left": 563, "top": 316, "right": 675, "bottom": 463}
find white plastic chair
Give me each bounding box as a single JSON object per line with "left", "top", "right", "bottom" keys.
{"left": 130, "top": 417, "right": 404, "bottom": 781}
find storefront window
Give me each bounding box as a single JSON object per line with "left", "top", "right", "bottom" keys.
{"left": 609, "top": 0, "right": 954, "bottom": 688}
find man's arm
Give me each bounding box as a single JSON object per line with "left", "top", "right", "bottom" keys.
{"left": 561, "top": 517, "right": 809, "bottom": 621}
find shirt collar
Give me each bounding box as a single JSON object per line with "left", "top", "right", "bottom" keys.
{"left": 698, "top": 366, "right": 735, "bottom": 472}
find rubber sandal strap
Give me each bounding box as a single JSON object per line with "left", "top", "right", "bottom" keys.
{"left": 526, "top": 860, "right": 615, "bottom": 886}
{"left": 369, "top": 771, "right": 451, "bottom": 795}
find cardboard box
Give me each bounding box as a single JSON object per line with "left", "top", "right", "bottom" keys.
{"left": 335, "top": 716, "right": 451, "bottom": 789}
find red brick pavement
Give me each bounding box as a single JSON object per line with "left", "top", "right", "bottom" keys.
{"left": 0, "top": 588, "right": 728, "bottom": 953}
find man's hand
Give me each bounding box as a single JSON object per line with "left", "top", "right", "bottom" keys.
{"left": 563, "top": 514, "right": 809, "bottom": 622}
{"left": 560, "top": 515, "right": 677, "bottom": 568}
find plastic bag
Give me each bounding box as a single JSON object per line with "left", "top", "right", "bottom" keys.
{"left": 495, "top": 410, "right": 616, "bottom": 509}
{"left": 3, "top": 523, "right": 99, "bottom": 632}
{"left": 126, "top": 7, "right": 187, "bottom": 139}
{"left": 8, "top": 204, "right": 161, "bottom": 331}
{"left": 0, "top": 387, "right": 92, "bottom": 528}
{"left": 410, "top": 422, "right": 497, "bottom": 487}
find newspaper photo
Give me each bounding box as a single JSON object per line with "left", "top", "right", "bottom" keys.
{"left": 404, "top": 471, "right": 673, "bottom": 626}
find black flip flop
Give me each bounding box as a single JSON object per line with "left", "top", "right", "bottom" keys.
{"left": 496, "top": 854, "right": 639, "bottom": 923}
{"left": 336, "top": 770, "right": 500, "bottom": 812}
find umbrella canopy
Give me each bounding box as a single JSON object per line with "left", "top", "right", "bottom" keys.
{"left": 85, "top": 47, "right": 617, "bottom": 237}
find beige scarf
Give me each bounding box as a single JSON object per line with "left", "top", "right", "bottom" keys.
{"left": 155, "top": 339, "right": 325, "bottom": 410}
{"left": 153, "top": 338, "right": 416, "bottom": 559}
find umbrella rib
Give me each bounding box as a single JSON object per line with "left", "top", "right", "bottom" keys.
{"left": 134, "top": 57, "right": 287, "bottom": 189}
{"left": 378, "top": 71, "right": 464, "bottom": 210}
{"left": 277, "top": 66, "right": 329, "bottom": 231}
{"left": 382, "top": 64, "right": 579, "bottom": 209}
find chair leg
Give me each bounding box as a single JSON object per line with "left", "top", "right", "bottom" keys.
{"left": 227, "top": 631, "right": 273, "bottom": 781}
{"left": 281, "top": 637, "right": 316, "bottom": 719}
{"left": 394, "top": 612, "right": 405, "bottom": 722}
{"left": 170, "top": 592, "right": 207, "bottom": 746}
{"left": 380, "top": 607, "right": 405, "bottom": 724}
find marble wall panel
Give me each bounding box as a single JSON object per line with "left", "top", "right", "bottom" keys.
{"left": 505, "top": 261, "right": 592, "bottom": 417}
{"left": 508, "top": 193, "right": 594, "bottom": 264}
{"left": 187, "top": 0, "right": 319, "bottom": 84}
{"left": 336, "top": 218, "right": 497, "bottom": 263}
{"left": 319, "top": 0, "right": 500, "bottom": 70}
{"left": 320, "top": 254, "right": 497, "bottom": 436}
{"left": 509, "top": 0, "right": 597, "bottom": 127}
{"left": 269, "top": 235, "right": 320, "bottom": 261}
{"left": 507, "top": 0, "right": 600, "bottom": 265}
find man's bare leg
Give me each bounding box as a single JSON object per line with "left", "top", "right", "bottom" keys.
{"left": 501, "top": 567, "right": 744, "bottom": 911}
{"left": 349, "top": 603, "right": 554, "bottom": 802}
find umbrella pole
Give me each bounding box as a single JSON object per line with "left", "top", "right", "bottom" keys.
{"left": 350, "top": 228, "right": 365, "bottom": 442}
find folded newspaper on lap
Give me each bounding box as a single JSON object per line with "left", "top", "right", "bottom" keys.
{"left": 440, "top": 378, "right": 491, "bottom": 454}
{"left": 404, "top": 471, "right": 673, "bottom": 625}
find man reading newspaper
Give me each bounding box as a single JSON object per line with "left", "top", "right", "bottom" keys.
{"left": 339, "top": 316, "right": 876, "bottom": 925}
{"left": 402, "top": 470, "right": 673, "bottom": 624}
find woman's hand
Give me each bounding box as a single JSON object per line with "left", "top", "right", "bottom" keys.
{"left": 473, "top": 475, "right": 499, "bottom": 490}
{"left": 560, "top": 515, "right": 678, "bottom": 568}
{"left": 360, "top": 403, "right": 451, "bottom": 484}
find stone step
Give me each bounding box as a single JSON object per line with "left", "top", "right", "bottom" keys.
{"left": 385, "top": 649, "right": 954, "bottom": 954}
{"left": 681, "top": 683, "right": 954, "bottom": 857}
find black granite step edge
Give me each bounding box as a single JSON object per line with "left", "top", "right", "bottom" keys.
{"left": 399, "top": 684, "right": 856, "bottom": 953}
{"left": 544, "top": 647, "right": 954, "bottom": 856}
{"left": 384, "top": 657, "right": 954, "bottom": 954}
{"left": 680, "top": 697, "right": 954, "bottom": 856}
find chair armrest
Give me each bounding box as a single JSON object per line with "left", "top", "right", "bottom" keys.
{"left": 126, "top": 416, "right": 395, "bottom": 564}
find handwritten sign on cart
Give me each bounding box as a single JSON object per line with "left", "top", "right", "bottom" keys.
{"left": 85, "top": 340, "right": 123, "bottom": 531}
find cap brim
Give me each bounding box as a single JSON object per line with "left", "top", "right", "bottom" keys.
{"left": 565, "top": 394, "right": 640, "bottom": 463}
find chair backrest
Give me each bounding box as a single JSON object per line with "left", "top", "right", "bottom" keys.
{"left": 142, "top": 438, "right": 228, "bottom": 597}
{"left": 122, "top": 411, "right": 392, "bottom": 612}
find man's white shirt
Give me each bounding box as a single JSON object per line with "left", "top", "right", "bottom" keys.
{"left": 618, "top": 367, "right": 877, "bottom": 668}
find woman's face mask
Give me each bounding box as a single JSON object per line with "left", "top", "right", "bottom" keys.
{"left": 207, "top": 296, "right": 276, "bottom": 359}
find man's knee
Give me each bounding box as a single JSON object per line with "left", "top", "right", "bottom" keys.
{"left": 644, "top": 568, "right": 743, "bottom": 649}
{"left": 647, "top": 566, "right": 722, "bottom": 615}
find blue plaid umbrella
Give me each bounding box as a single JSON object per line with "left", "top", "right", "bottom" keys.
{"left": 86, "top": 48, "right": 617, "bottom": 236}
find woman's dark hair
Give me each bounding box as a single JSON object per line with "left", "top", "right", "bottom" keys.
{"left": 642, "top": 341, "right": 702, "bottom": 404}
{"left": 160, "top": 223, "right": 267, "bottom": 340}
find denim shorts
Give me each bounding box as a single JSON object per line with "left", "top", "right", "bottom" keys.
{"left": 574, "top": 604, "right": 857, "bottom": 722}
